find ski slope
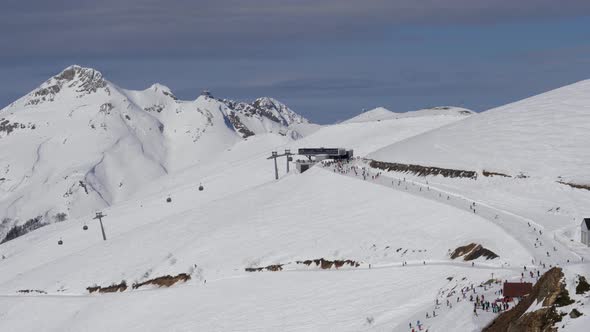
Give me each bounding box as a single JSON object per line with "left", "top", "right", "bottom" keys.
{"left": 0, "top": 265, "right": 501, "bottom": 332}
{"left": 0, "top": 167, "right": 530, "bottom": 291}
{"left": 0, "top": 166, "right": 530, "bottom": 332}
{"left": 369, "top": 80, "right": 590, "bottom": 183}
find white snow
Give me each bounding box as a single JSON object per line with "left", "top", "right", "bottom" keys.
{"left": 343, "top": 106, "right": 473, "bottom": 124}
{"left": 0, "top": 70, "right": 589, "bottom": 331}
{"left": 369, "top": 80, "right": 590, "bottom": 183}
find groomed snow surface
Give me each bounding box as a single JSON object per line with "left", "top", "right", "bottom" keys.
{"left": 369, "top": 80, "right": 590, "bottom": 183}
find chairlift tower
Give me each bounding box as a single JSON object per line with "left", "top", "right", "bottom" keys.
{"left": 267, "top": 151, "right": 279, "bottom": 180}
{"left": 93, "top": 212, "right": 107, "bottom": 241}
{"left": 284, "top": 149, "right": 293, "bottom": 173}
{"left": 267, "top": 149, "right": 294, "bottom": 180}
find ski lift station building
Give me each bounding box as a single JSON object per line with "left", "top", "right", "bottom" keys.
{"left": 296, "top": 148, "right": 353, "bottom": 173}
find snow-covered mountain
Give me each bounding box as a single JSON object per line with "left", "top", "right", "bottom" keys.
{"left": 0, "top": 65, "right": 310, "bottom": 243}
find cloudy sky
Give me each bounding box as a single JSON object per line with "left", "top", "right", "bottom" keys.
{"left": 1, "top": 0, "right": 589, "bottom": 123}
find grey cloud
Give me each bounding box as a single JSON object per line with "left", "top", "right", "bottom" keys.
{"left": 2, "top": 0, "right": 589, "bottom": 58}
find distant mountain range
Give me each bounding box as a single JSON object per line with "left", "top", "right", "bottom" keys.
{"left": 0, "top": 65, "right": 311, "bottom": 242}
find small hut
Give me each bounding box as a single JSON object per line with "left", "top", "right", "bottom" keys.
{"left": 582, "top": 218, "right": 590, "bottom": 246}
{"left": 503, "top": 282, "right": 532, "bottom": 300}
{"left": 201, "top": 90, "right": 212, "bottom": 98}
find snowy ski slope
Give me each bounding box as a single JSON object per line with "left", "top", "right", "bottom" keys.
{"left": 369, "top": 80, "right": 590, "bottom": 183}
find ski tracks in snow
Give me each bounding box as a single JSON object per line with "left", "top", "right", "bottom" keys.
{"left": 323, "top": 161, "right": 584, "bottom": 267}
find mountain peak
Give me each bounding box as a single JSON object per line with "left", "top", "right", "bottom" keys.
{"left": 148, "top": 83, "right": 177, "bottom": 100}
{"left": 252, "top": 97, "right": 280, "bottom": 108}
{"left": 342, "top": 107, "right": 394, "bottom": 123}
{"left": 54, "top": 65, "right": 103, "bottom": 82}
{"left": 17, "top": 65, "right": 109, "bottom": 107}
{"left": 251, "top": 97, "right": 308, "bottom": 126}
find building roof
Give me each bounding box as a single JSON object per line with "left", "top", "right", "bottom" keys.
{"left": 584, "top": 218, "right": 590, "bottom": 230}
{"left": 503, "top": 282, "right": 533, "bottom": 298}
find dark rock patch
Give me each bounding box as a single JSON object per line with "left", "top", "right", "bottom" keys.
{"left": 450, "top": 243, "right": 498, "bottom": 261}
{"left": 246, "top": 258, "right": 361, "bottom": 272}
{"left": 575, "top": 275, "right": 590, "bottom": 294}
{"left": 132, "top": 273, "right": 191, "bottom": 289}
{"left": 162, "top": 90, "right": 177, "bottom": 100}
{"left": 17, "top": 289, "right": 47, "bottom": 294}
{"left": 227, "top": 112, "right": 255, "bottom": 138}
{"left": 144, "top": 104, "right": 165, "bottom": 113}
{"left": 296, "top": 258, "right": 361, "bottom": 269}
{"left": 1, "top": 216, "right": 46, "bottom": 244}
{"left": 370, "top": 160, "right": 477, "bottom": 179}
{"left": 482, "top": 170, "right": 511, "bottom": 178}
{"left": 0, "top": 118, "right": 36, "bottom": 137}
{"left": 87, "top": 281, "right": 127, "bottom": 294}
{"left": 569, "top": 308, "right": 582, "bottom": 319}
{"left": 557, "top": 181, "right": 590, "bottom": 191}
{"left": 99, "top": 102, "right": 114, "bottom": 114}
{"left": 245, "top": 264, "right": 283, "bottom": 272}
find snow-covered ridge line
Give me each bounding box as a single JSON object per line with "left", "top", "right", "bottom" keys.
{"left": 343, "top": 106, "right": 473, "bottom": 124}
{"left": 0, "top": 65, "right": 312, "bottom": 242}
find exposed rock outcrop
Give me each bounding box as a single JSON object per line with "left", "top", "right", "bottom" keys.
{"left": 245, "top": 264, "right": 284, "bottom": 272}
{"left": 0, "top": 118, "right": 36, "bottom": 137}
{"left": 370, "top": 160, "right": 477, "bottom": 179}
{"left": 87, "top": 281, "right": 128, "bottom": 294}
{"left": 220, "top": 96, "right": 308, "bottom": 138}
{"left": 245, "top": 258, "right": 362, "bottom": 272}
{"left": 227, "top": 112, "right": 255, "bottom": 138}
{"left": 25, "top": 65, "right": 108, "bottom": 106}
{"left": 17, "top": 289, "right": 47, "bottom": 294}
{"left": 575, "top": 275, "right": 590, "bottom": 294}
{"left": 1, "top": 216, "right": 45, "bottom": 244}
{"left": 132, "top": 273, "right": 191, "bottom": 289}
{"left": 450, "top": 243, "right": 499, "bottom": 261}
{"left": 483, "top": 267, "right": 574, "bottom": 332}
{"left": 557, "top": 181, "right": 590, "bottom": 191}
{"left": 482, "top": 170, "right": 511, "bottom": 178}
{"left": 296, "top": 258, "right": 361, "bottom": 269}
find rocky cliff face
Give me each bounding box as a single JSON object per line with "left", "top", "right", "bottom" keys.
{"left": 219, "top": 96, "right": 308, "bottom": 138}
